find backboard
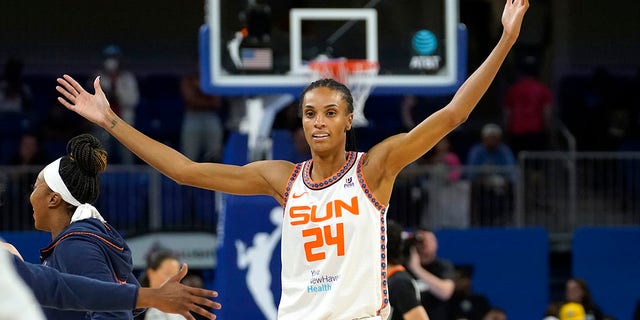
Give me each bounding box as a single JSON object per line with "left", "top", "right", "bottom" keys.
{"left": 200, "top": 0, "right": 467, "bottom": 96}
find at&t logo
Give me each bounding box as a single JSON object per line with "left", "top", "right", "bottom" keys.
{"left": 409, "top": 29, "right": 442, "bottom": 71}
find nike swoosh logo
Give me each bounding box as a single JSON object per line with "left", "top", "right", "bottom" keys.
{"left": 292, "top": 192, "right": 308, "bottom": 199}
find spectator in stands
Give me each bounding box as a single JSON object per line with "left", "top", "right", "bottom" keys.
{"left": 0, "top": 57, "right": 32, "bottom": 114}
{"left": 425, "top": 136, "right": 462, "bottom": 184}
{"left": 180, "top": 70, "right": 226, "bottom": 162}
{"left": 483, "top": 308, "right": 507, "bottom": 320}
{"left": 90, "top": 44, "right": 140, "bottom": 164}
{"left": 467, "top": 123, "right": 517, "bottom": 180}
{"left": 448, "top": 265, "right": 491, "bottom": 320}
{"left": 406, "top": 228, "right": 456, "bottom": 320}
{"left": 139, "top": 250, "right": 187, "bottom": 320}
{"left": 466, "top": 123, "right": 516, "bottom": 226}
{"left": 30, "top": 133, "right": 141, "bottom": 320}
{"left": 9, "top": 131, "right": 49, "bottom": 166}
{"left": 386, "top": 219, "right": 430, "bottom": 320}
{"left": 503, "top": 55, "right": 553, "bottom": 155}
{"left": 564, "top": 278, "right": 603, "bottom": 320}
{"left": 418, "top": 136, "right": 468, "bottom": 229}
{"left": 5, "top": 132, "right": 50, "bottom": 229}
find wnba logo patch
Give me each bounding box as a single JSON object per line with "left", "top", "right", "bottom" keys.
{"left": 344, "top": 177, "right": 354, "bottom": 188}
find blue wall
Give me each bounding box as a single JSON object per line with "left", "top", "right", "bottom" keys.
{"left": 572, "top": 227, "right": 640, "bottom": 320}
{"left": 436, "top": 227, "right": 549, "bottom": 320}
{"left": 0, "top": 231, "right": 50, "bottom": 264}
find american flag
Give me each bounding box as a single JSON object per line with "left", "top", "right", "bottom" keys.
{"left": 241, "top": 48, "right": 272, "bottom": 70}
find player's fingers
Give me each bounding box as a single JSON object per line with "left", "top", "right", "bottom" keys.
{"left": 190, "top": 304, "right": 217, "bottom": 319}
{"left": 63, "top": 74, "right": 85, "bottom": 95}
{"left": 188, "top": 287, "right": 219, "bottom": 299}
{"left": 56, "top": 77, "right": 77, "bottom": 96}
{"left": 180, "top": 311, "right": 196, "bottom": 320}
{"left": 163, "top": 263, "right": 188, "bottom": 287}
{"left": 188, "top": 293, "right": 221, "bottom": 310}
{"left": 173, "top": 263, "right": 188, "bottom": 281}
{"left": 93, "top": 76, "right": 102, "bottom": 93}
{"left": 57, "top": 97, "right": 74, "bottom": 109}
{"left": 56, "top": 86, "right": 76, "bottom": 103}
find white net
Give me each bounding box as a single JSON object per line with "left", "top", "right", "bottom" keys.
{"left": 309, "top": 58, "right": 379, "bottom": 127}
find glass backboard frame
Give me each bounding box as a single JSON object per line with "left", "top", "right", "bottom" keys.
{"left": 201, "top": 0, "right": 467, "bottom": 96}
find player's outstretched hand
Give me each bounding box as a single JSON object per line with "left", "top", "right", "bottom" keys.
{"left": 56, "top": 74, "right": 114, "bottom": 129}
{"left": 137, "top": 263, "right": 221, "bottom": 320}
{"left": 501, "top": 0, "right": 529, "bottom": 41}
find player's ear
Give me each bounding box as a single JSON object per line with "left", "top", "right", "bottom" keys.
{"left": 345, "top": 113, "right": 353, "bottom": 131}
{"left": 49, "top": 192, "right": 63, "bottom": 208}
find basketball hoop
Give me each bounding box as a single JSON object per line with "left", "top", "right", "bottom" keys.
{"left": 308, "top": 58, "right": 379, "bottom": 127}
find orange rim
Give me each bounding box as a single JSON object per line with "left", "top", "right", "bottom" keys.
{"left": 308, "top": 59, "right": 379, "bottom": 82}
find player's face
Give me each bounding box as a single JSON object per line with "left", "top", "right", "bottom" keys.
{"left": 301, "top": 87, "right": 353, "bottom": 154}
{"left": 415, "top": 230, "right": 438, "bottom": 264}
{"left": 30, "top": 171, "right": 53, "bottom": 232}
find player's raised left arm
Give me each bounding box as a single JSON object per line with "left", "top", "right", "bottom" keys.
{"left": 376, "top": 0, "right": 529, "bottom": 175}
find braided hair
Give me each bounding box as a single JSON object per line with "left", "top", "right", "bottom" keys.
{"left": 57, "top": 133, "right": 107, "bottom": 206}
{"left": 299, "top": 78, "right": 358, "bottom": 152}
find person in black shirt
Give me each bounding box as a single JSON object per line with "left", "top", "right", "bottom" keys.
{"left": 387, "top": 220, "right": 430, "bottom": 320}
{"left": 406, "top": 228, "right": 456, "bottom": 320}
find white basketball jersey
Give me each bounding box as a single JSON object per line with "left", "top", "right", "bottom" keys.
{"left": 278, "top": 152, "right": 390, "bottom": 320}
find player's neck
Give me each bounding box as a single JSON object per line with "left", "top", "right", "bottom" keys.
{"left": 310, "top": 151, "right": 349, "bottom": 181}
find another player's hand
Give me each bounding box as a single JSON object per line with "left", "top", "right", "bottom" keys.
{"left": 138, "top": 263, "right": 221, "bottom": 320}
{"left": 56, "top": 74, "right": 114, "bottom": 128}
{"left": 501, "top": 0, "right": 529, "bottom": 40}
{"left": 0, "top": 242, "right": 24, "bottom": 261}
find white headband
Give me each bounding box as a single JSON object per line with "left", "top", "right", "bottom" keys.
{"left": 43, "top": 158, "right": 81, "bottom": 207}
{"left": 42, "top": 158, "right": 106, "bottom": 223}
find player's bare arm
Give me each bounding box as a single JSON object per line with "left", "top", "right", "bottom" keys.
{"left": 56, "top": 75, "right": 294, "bottom": 200}
{"left": 364, "top": 0, "right": 529, "bottom": 197}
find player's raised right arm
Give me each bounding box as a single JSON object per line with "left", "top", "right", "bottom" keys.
{"left": 56, "top": 75, "right": 290, "bottom": 199}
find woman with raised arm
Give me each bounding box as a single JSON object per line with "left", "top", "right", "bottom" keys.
{"left": 56, "top": 1, "right": 528, "bottom": 318}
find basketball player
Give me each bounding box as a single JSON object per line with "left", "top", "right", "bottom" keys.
{"left": 55, "top": 1, "right": 528, "bottom": 318}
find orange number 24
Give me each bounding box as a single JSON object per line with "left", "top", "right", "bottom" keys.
{"left": 302, "top": 223, "right": 345, "bottom": 262}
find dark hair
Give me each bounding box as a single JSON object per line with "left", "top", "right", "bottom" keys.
{"left": 58, "top": 133, "right": 107, "bottom": 206}
{"left": 299, "top": 78, "right": 357, "bottom": 151}
{"left": 568, "top": 277, "right": 597, "bottom": 310}
{"left": 386, "top": 219, "right": 405, "bottom": 265}
{"left": 139, "top": 250, "right": 180, "bottom": 287}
